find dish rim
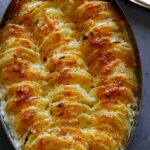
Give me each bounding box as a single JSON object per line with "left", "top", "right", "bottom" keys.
{"left": 0, "top": 0, "right": 143, "bottom": 150}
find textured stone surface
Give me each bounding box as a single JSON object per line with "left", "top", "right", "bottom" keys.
{"left": 0, "top": 0, "right": 150, "bottom": 149}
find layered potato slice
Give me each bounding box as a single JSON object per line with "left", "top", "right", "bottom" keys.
{"left": 23, "top": 127, "right": 88, "bottom": 150}
{"left": 42, "top": 40, "right": 84, "bottom": 62}
{"left": 5, "top": 81, "right": 43, "bottom": 100}
{"left": 98, "top": 59, "right": 137, "bottom": 92}
{"left": 50, "top": 100, "right": 91, "bottom": 119}
{"left": 0, "top": 47, "right": 38, "bottom": 64}
{"left": 47, "top": 84, "right": 96, "bottom": 105}
{"left": 91, "top": 101, "right": 132, "bottom": 143}
{"left": 74, "top": 1, "right": 114, "bottom": 23}
{"left": 14, "top": 106, "right": 50, "bottom": 138}
{"left": 90, "top": 84, "right": 136, "bottom": 105}
{"left": 12, "top": 1, "right": 55, "bottom": 30}
{"left": 45, "top": 53, "right": 88, "bottom": 72}
{"left": 0, "top": 24, "right": 33, "bottom": 44}
{"left": 5, "top": 93, "right": 48, "bottom": 116}
{"left": 51, "top": 40, "right": 83, "bottom": 58}
{"left": 0, "top": 23, "right": 39, "bottom": 69}
{"left": 33, "top": 7, "right": 65, "bottom": 43}
{"left": 40, "top": 23, "right": 77, "bottom": 61}
{"left": 47, "top": 68, "right": 94, "bottom": 91}
{"left": 0, "top": 37, "right": 37, "bottom": 52}
{"left": 1, "top": 59, "right": 47, "bottom": 85}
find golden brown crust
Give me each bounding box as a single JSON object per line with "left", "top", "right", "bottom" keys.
{"left": 1, "top": 59, "right": 45, "bottom": 85}
{"left": 0, "top": 0, "right": 137, "bottom": 150}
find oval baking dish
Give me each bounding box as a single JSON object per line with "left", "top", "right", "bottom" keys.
{"left": 0, "top": 0, "right": 142, "bottom": 150}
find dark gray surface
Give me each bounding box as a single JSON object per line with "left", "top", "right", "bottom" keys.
{"left": 0, "top": 0, "right": 150, "bottom": 150}
{"left": 118, "top": 1, "right": 150, "bottom": 150}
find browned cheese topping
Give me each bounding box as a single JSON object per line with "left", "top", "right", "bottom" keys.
{"left": 0, "top": 0, "right": 137, "bottom": 150}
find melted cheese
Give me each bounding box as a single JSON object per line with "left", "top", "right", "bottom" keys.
{"left": 0, "top": 0, "right": 138, "bottom": 150}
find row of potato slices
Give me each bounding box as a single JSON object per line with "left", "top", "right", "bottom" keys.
{"left": 8, "top": 0, "right": 137, "bottom": 92}
{"left": 5, "top": 81, "right": 132, "bottom": 149}
{"left": 0, "top": 0, "right": 137, "bottom": 150}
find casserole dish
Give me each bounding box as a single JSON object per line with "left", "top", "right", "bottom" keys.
{"left": 0, "top": 0, "right": 142, "bottom": 150}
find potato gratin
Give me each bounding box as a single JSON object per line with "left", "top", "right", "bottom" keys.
{"left": 0, "top": 0, "right": 138, "bottom": 150}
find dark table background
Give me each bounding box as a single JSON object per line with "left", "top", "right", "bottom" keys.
{"left": 0, "top": 0, "right": 150, "bottom": 149}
